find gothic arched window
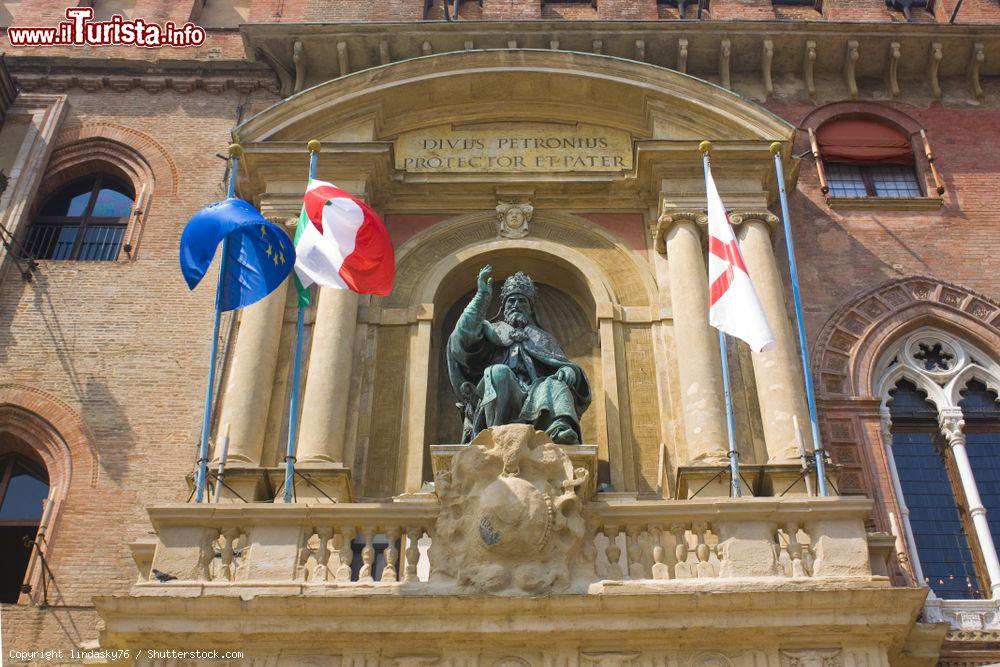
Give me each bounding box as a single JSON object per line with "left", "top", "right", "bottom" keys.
{"left": 888, "top": 380, "right": 983, "bottom": 599}
{"left": 877, "top": 328, "right": 1000, "bottom": 603}
{"left": 24, "top": 173, "right": 134, "bottom": 261}
{"left": 0, "top": 453, "right": 49, "bottom": 603}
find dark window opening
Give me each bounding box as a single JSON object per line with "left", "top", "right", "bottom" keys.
{"left": 889, "top": 380, "right": 985, "bottom": 599}
{"left": 960, "top": 380, "right": 1000, "bottom": 567}
{"left": 826, "top": 164, "right": 923, "bottom": 199}
{"left": 25, "top": 173, "right": 134, "bottom": 261}
{"left": 349, "top": 534, "right": 400, "bottom": 582}
{"left": 0, "top": 453, "right": 49, "bottom": 603}
{"left": 818, "top": 117, "right": 923, "bottom": 199}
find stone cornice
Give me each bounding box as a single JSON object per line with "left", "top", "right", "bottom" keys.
{"left": 240, "top": 20, "right": 1000, "bottom": 104}
{"left": 7, "top": 55, "right": 276, "bottom": 96}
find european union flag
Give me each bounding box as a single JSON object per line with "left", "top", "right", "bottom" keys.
{"left": 180, "top": 198, "right": 295, "bottom": 311}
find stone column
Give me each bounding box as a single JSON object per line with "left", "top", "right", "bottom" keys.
{"left": 294, "top": 179, "right": 370, "bottom": 470}
{"left": 731, "top": 212, "right": 811, "bottom": 462}
{"left": 295, "top": 288, "right": 359, "bottom": 465}
{"left": 940, "top": 409, "right": 1000, "bottom": 598}
{"left": 656, "top": 211, "right": 728, "bottom": 464}
{"left": 215, "top": 284, "right": 289, "bottom": 464}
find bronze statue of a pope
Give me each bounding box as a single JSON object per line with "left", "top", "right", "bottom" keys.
{"left": 447, "top": 266, "right": 591, "bottom": 444}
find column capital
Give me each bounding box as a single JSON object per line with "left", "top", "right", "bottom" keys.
{"left": 878, "top": 406, "right": 892, "bottom": 440}
{"left": 728, "top": 210, "right": 779, "bottom": 229}
{"left": 654, "top": 209, "right": 707, "bottom": 255}
{"left": 938, "top": 408, "right": 966, "bottom": 445}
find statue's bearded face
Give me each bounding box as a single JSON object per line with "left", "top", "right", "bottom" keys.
{"left": 503, "top": 294, "right": 532, "bottom": 328}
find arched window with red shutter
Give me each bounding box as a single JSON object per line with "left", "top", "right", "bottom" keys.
{"left": 816, "top": 116, "right": 923, "bottom": 199}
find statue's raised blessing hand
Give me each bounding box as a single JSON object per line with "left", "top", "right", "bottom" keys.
{"left": 477, "top": 265, "right": 493, "bottom": 295}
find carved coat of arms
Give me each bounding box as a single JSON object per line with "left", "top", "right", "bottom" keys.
{"left": 430, "top": 424, "right": 589, "bottom": 594}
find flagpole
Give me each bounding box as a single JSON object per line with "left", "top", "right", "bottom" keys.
{"left": 769, "top": 142, "right": 828, "bottom": 497}
{"left": 282, "top": 139, "right": 319, "bottom": 503}
{"left": 700, "top": 141, "right": 742, "bottom": 498}
{"left": 195, "top": 143, "right": 241, "bottom": 503}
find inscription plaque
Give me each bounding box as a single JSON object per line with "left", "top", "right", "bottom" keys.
{"left": 394, "top": 122, "right": 634, "bottom": 174}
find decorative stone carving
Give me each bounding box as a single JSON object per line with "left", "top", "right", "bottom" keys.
{"left": 654, "top": 210, "right": 707, "bottom": 254}
{"left": 431, "top": 424, "right": 589, "bottom": 594}
{"left": 779, "top": 649, "right": 843, "bottom": 667}
{"left": 496, "top": 200, "right": 534, "bottom": 238}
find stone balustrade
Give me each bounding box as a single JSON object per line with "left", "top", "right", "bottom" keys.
{"left": 135, "top": 496, "right": 880, "bottom": 593}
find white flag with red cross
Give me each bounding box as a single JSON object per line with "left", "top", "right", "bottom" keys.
{"left": 706, "top": 168, "right": 776, "bottom": 353}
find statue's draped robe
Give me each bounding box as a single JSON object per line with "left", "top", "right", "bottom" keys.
{"left": 448, "top": 290, "right": 591, "bottom": 443}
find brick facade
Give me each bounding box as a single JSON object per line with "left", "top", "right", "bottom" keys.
{"left": 1, "top": 0, "right": 999, "bottom": 663}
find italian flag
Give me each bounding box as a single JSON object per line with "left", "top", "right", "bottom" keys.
{"left": 293, "top": 180, "right": 395, "bottom": 306}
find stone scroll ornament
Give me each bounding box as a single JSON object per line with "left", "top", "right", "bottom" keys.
{"left": 431, "top": 424, "right": 589, "bottom": 594}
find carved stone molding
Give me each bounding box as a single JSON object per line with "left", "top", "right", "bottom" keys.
{"left": 779, "top": 648, "right": 843, "bottom": 667}
{"left": 15, "top": 71, "right": 273, "bottom": 96}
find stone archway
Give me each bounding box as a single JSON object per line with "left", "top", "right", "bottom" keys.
{"left": 812, "top": 276, "right": 1000, "bottom": 400}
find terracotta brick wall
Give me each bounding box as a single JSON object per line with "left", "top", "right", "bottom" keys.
{"left": 11, "top": 0, "right": 1000, "bottom": 28}
{"left": 0, "top": 84, "right": 277, "bottom": 658}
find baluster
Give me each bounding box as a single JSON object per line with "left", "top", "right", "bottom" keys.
{"left": 314, "top": 527, "right": 332, "bottom": 582}
{"left": 783, "top": 523, "right": 802, "bottom": 577}
{"left": 604, "top": 524, "right": 623, "bottom": 580}
{"left": 774, "top": 526, "right": 789, "bottom": 576}
{"left": 198, "top": 529, "right": 216, "bottom": 581}
{"left": 694, "top": 523, "right": 714, "bottom": 578}
{"left": 800, "top": 526, "right": 815, "bottom": 576}
{"left": 403, "top": 527, "right": 421, "bottom": 583}
{"left": 650, "top": 525, "right": 669, "bottom": 580}
{"left": 626, "top": 525, "right": 645, "bottom": 579}
{"left": 382, "top": 527, "right": 400, "bottom": 582}
{"left": 672, "top": 523, "right": 694, "bottom": 579}
{"left": 358, "top": 527, "right": 376, "bottom": 582}
{"left": 335, "top": 526, "right": 356, "bottom": 582}
{"left": 297, "top": 530, "right": 315, "bottom": 581}
{"left": 221, "top": 527, "right": 239, "bottom": 581}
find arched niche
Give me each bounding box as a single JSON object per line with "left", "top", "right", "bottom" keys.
{"left": 361, "top": 213, "right": 658, "bottom": 498}
{"left": 425, "top": 250, "right": 603, "bottom": 482}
